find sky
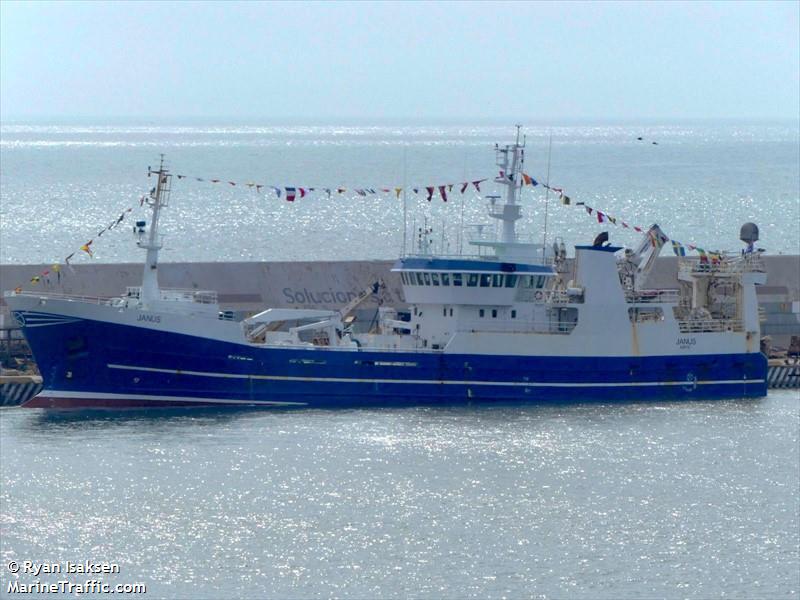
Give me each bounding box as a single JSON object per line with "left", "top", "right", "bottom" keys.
{"left": 1, "top": 0, "right": 798, "bottom": 122}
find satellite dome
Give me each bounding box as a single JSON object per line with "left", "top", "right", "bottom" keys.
{"left": 740, "top": 222, "right": 759, "bottom": 244}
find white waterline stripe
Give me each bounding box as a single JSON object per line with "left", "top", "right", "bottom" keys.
{"left": 107, "top": 363, "right": 764, "bottom": 388}
{"left": 40, "top": 390, "right": 307, "bottom": 406}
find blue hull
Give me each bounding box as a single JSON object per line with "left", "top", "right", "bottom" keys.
{"left": 19, "top": 314, "right": 768, "bottom": 408}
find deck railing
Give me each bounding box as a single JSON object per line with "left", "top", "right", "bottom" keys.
{"left": 4, "top": 290, "right": 115, "bottom": 305}
{"left": 679, "top": 254, "right": 765, "bottom": 276}
{"left": 677, "top": 319, "right": 743, "bottom": 333}
{"left": 515, "top": 289, "right": 573, "bottom": 304}
{"left": 457, "top": 318, "right": 577, "bottom": 335}
{"left": 625, "top": 289, "right": 681, "bottom": 304}
{"left": 125, "top": 287, "right": 218, "bottom": 304}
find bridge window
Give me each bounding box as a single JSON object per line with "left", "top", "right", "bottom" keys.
{"left": 479, "top": 309, "right": 485, "bottom": 317}
{"left": 416, "top": 272, "right": 424, "bottom": 285}
{"left": 505, "top": 275, "right": 517, "bottom": 288}
{"left": 522, "top": 275, "right": 547, "bottom": 288}
{"left": 511, "top": 310, "right": 517, "bottom": 318}
{"left": 423, "top": 273, "right": 431, "bottom": 285}
{"left": 467, "top": 274, "right": 479, "bottom": 287}
{"left": 492, "top": 274, "right": 503, "bottom": 287}
{"left": 491, "top": 309, "right": 498, "bottom": 318}
{"left": 453, "top": 273, "right": 462, "bottom": 286}
{"left": 431, "top": 273, "right": 440, "bottom": 286}
{"left": 441, "top": 273, "right": 450, "bottom": 286}
{"left": 480, "top": 274, "right": 491, "bottom": 287}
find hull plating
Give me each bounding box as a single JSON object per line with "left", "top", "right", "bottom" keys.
{"left": 18, "top": 313, "right": 768, "bottom": 409}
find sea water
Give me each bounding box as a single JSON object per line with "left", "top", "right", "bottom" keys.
{"left": 0, "top": 121, "right": 798, "bottom": 598}
{"left": 0, "top": 121, "right": 798, "bottom": 264}
{"left": 0, "top": 394, "right": 798, "bottom": 598}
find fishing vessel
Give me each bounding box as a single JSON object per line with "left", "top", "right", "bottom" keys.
{"left": 4, "top": 132, "right": 768, "bottom": 408}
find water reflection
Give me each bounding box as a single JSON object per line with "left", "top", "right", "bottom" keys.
{"left": 6, "top": 394, "right": 770, "bottom": 437}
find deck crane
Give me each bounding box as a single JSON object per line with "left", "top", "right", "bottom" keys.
{"left": 243, "top": 280, "right": 385, "bottom": 346}
{"left": 621, "top": 224, "right": 669, "bottom": 290}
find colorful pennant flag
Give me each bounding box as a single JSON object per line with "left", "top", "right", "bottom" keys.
{"left": 672, "top": 241, "right": 686, "bottom": 256}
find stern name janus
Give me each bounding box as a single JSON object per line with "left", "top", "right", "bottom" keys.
{"left": 20, "top": 560, "right": 120, "bottom": 575}
{"left": 137, "top": 313, "right": 161, "bottom": 323}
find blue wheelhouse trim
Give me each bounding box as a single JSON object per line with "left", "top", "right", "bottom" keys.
{"left": 393, "top": 257, "right": 554, "bottom": 274}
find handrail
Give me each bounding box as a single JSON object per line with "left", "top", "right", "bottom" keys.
{"left": 456, "top": 318, "right": 577, "bottom": 335}
{"left": 516, "top": 289, "right": 573, "bottom": 304}
{"left": 677, "top": 319, "right": 743, "bottom": 333}
{"left": 625, "top": 289, "right": 680, "bottom": 304}
{"left": 679, "top": 255, "right": 765, "bottom": 275}
{"left": 3, "top": 290, "right": 114, "bottom": 305}
{"left": 125, "top": 286, "right": 218, "bottom": 304}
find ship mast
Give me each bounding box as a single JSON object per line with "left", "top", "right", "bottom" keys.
{"left": 138, "top": 155, "right": 171, "bottom": 305}
{"left": 494, "top": 125, "right": 525, "bottom": 245}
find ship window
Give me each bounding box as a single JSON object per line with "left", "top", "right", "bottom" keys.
{"left": 431, "top": 273, "right": 440, "bottom": 286}
{"left": 492, "top": 309, "right": 498, "bottom": 318}
{"left": 401, "top": 273, "right": 407, "bottom": 284}
{"left": 416, "top": 273, "right": 424, "bottom": 285}
{"left": 449, "top": 308, "right": 454, "bottom": 316}
{"left": 536, "top": 276, "right": 547, "bottom": 289}
{"left": 423, "top": 272, "right": 431, "bottom": 285}
{"left": 479, "top": 309, "right": 485, "bottom": 317}
{"left": 443, "top": 307, "right": 447, "bottom": 317}
{"left": 480, "top": 274, "right": 491, "bottom": 287}
{"left": 522, "top": 276, "right": 534, "bottom": 288}
{"left": 467, "top": 274, "right": 478, "bottom": 287}
{"left": 441, "top": 273, "right": 450, "bottom": 286}
{"left": 492, "top": 274, "right": 503, "bottom": 287}
{"left": 511, "top": 309, "right": 517, "bottom": 318}
{"left": 505, "top": 275, "right": 517, "bottom": 288}
{"left": 453, "top": 273, "right": 463, "bottom": 286}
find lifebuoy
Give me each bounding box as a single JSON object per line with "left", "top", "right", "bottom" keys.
{"left": 534, "top": 290, "right": 544, "bottom": 301}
